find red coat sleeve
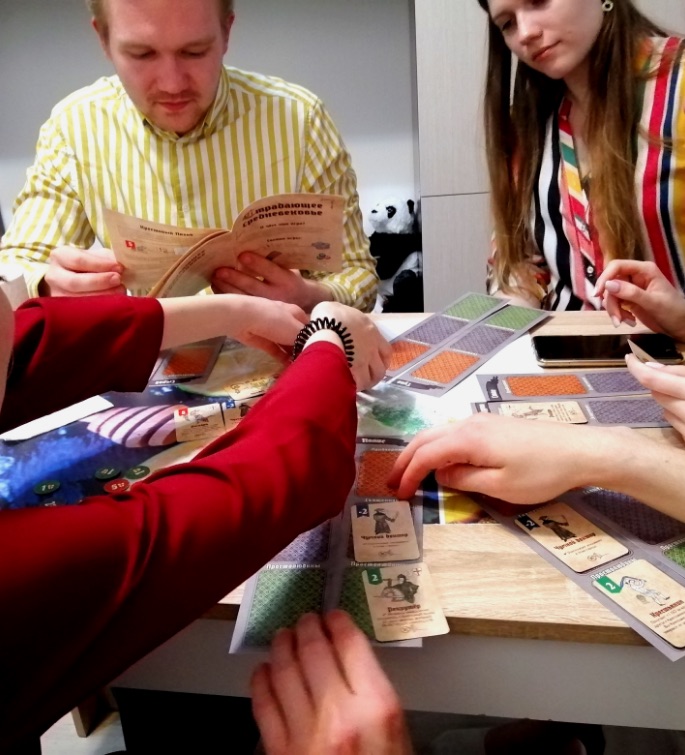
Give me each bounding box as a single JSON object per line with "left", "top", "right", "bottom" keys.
{"left": 0, "top": 342, "right": 357, "bottom": 748}
{"left": 1, "top": 295, "right": 163, "bottom": 431}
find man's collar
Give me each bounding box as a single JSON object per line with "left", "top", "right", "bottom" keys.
{"left": 202, "top": 66, "right": 230, "bottom": 133}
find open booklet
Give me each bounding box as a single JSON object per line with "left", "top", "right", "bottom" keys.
{"left": 104, "top": 193, "right": 345, "bottom": 297}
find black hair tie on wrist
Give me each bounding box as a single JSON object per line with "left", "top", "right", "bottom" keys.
{"left": 292, "top": 317, "right": 355, "bottom": 366}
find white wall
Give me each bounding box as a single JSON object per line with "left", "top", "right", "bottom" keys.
{"left": 0, "top": 0, "right": 417, "bottom": 234}
{"left": 637, "top": 0, "right": 685, "bottom": 31}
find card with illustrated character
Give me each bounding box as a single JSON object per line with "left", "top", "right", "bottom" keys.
{"left": 515, "top": 502, "right": 629, "bottom": 573}
{"left": 496, "top": 401, "right": 588, "bottom": 424}
{"left": 362, "top": 563, "right": 448, "bottom": 642}
{"left": 173, "top": 402, "right": 240, "bottom": 442}
{"left": 475, "top": 395, "right": 668, "bottom": 428}
{"left": 351, "top": 501, "right": 420, "bottom": 563}
{"left": 594, "top": 559, "right": 685, "bottom": 648}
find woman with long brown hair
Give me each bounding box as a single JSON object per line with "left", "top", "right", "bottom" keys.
{"left": 478, "top": 0, "right": 685, "bottom": 311}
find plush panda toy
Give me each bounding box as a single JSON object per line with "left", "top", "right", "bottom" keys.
{"left": 368, "top": 197, "right": 423, "bottom": 312}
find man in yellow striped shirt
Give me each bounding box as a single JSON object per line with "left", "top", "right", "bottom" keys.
{"left": 0, "top": 0, "right": 378, "bottom": 312}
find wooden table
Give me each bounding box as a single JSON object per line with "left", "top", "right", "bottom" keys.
{"left": 112, "top": 310, "right": 685, "bottom": 730}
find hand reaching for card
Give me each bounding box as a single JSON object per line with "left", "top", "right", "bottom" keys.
{"left": 251, "top": 611, "right": 413, "bottom": 755}
{"left": 626, "top": 354, "right": 685, "bottom": 438}
{"left": 387, "top": 414, "right": 629, "bottom": 504}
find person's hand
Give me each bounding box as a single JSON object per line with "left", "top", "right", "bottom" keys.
{"left": 40, "top": 246, "right": 126, "bottom": 297}
{"left": 222, "top": 296, "right": 309, "bottom": 363}
{"left": 387, "top": 413, "right": 628, "bottom": 504}
{"left": 306, "top": 301, "right": 391, "bottom": 390}
{"left": 626, "top": 353, "right": 685, "bottom": 438}
{"left": 593, "top": 260, "right": 685, "bottom": 340}
{"left": 212, "top": 253, "right": 333, "bottom": 312}
{"left": 157, "top": 295, "right": 307, "bottom": 363}
{"left": 250, "top": 611, "right": 413, "bottom": 755}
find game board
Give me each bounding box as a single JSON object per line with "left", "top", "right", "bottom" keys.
{"left": 0, "top": 339, "right": 278, "bottom": 510}
{"left": 473, "top": 395, "right": 669, "bottom": 427}
{"left": 385, "top": 293, "right": 549, "bottom": 397}
{"left": 0, "top": 383, "right": 234, "bottom": 509}
{"left": 230, "top": 437, "right": 455, "bottom": 652}
{"left": 473, "top": 365, "right": 670, "bottom": 428}
{"left": 478, "top": 489, "right": 685, "bottom": 661}
{"left": 478, "top": 369, "right": 648, "bottom": 402}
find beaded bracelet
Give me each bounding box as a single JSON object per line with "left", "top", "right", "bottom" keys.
{"left": 292, "top": 317, "right": 355, "bottom": 366}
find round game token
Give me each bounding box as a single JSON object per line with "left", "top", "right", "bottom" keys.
{"left": 104, "top": 478, "right": 131, "bottom": 494}
{"left": 95, "top": 466, "right": 121, "bottom": 481}
{"left": 33, "top": 480, "right": 61, "bottom": 496}
{"left": 124, "top": 465, "right": 150, "bottom": 481}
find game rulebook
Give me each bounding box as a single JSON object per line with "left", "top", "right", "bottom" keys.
{"left": 104, "top": 193, "right": 345, "bottom": 297}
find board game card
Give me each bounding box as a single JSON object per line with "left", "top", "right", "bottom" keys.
{"left": 497, "top": 401, "right": 588, "bottom": 424}
{"left": 515, "top": 502, "right": 629, "bottom": 573}
{"left": 271, "top": 523, "right": 331, "bottom": 564}
{"left": 362, "top": 563, "right": 448, "bottom": 642}
{"left": 594, "top": 559, "right": 685, "bottom": 648}
{"left": 475, "top": 396, "right": 668, "bottom": 428}
{"left": 664, "top": 541, "right": 685, "bottom": 570}
{"left": 242, "top": 567, "right": 327, "bottom": 647}
{"left": 627, "top": 339, "right": 656, "bottom": 364}
{"left": 389, "top": 305, "right": 548, "bottom": 398}
{"left": 173, "top": 402, "right": 239, "bottom": 442}
{"left": 384, "top": 293, "right": 508, "bottom": 380}
{"left": 338, "top": 567, "right": 377, "bottom": 639}
{"left": 355, "top": 448, "right": 402, "bottom": 499}
{"left": 583, "top": 396, "right": 667, "bottom": 426}
{"left": 351, "top": 501, "right": 420, "bottom": 562}
{"left": 477, "top": 370, "right": 646, "bottom": 402}
{"left": 149, "top": 337, "right": 224, "bottom": 386}
{"left": 582, "top": 488, "right": 685, "bottom": 545}
{"left": 178, "top": 340, "right": 283, "bottom": 403}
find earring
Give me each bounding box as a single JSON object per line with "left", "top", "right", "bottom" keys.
{"left": 602, "top": 0, "right": 614, "bottom": 11}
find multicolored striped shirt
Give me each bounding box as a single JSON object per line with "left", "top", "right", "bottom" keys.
{"left": 0, "top": 67, "right": 378, "bottom": 310}
{"left": 529, "top": 36, "right": 685, "bottom": 310}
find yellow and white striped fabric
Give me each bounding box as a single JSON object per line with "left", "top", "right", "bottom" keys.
{"left": 1, "top": 67, "right": 378, "bottom": 309}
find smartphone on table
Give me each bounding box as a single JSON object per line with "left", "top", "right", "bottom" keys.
{"left": 531, "top": 332, "right": 684, "bottom": 368}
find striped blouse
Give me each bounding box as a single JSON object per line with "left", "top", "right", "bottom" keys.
{"left": 529, "top": 36, "right": 685, "bottom": 310}
{"left": 0, "top": 67, "right": 378, "bottom": 310}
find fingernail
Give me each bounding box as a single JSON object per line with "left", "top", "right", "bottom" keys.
{"left": 605, "top": 280, "right": 621, "bottom": 293}
{"left": 625, "top": 318, "right": 636, "bottom": 327}
{"left": 646, "top": 361, "right": 665, "bottom": 369}
{"left": 611, "top": 316, "right": 620, "bottom": 328}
